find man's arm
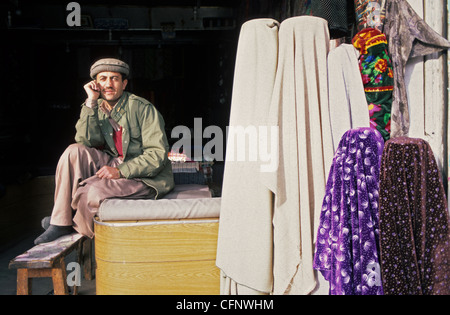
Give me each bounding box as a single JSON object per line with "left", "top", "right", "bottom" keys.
{"left": 96, "top": 165, "right": 122, "bottom": 179}
{"left": 74, "top": 81, "right": 104, "bottom": 148}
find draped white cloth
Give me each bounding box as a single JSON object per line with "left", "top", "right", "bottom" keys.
{"left": 216, "top": 16, "right": 333, "bottom": 295}
{"left": 267, "top": 16, "right": 333, "bottom": 295}
{"left": 327, "top": 44, "right": 370, "bottom": 152}
{"left": 216, "top": 18, "right": 280, "bottom": 295}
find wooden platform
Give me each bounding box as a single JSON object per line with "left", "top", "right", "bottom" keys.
{"left": 9, "top": 233, "right": 93, "bottom": 295}
{"left": 94, "top": 218, "right": 220, "bottom": 295}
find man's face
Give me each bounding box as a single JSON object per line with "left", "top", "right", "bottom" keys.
{"left": 96, "top": 71, "right": 128, "bottom": 102}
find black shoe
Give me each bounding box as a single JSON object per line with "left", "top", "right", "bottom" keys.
{"left": 41, "top": 216, "right": 51, "bottom": 230}
{"left": 34, "top": 225, "right": 74, "bottom": 245}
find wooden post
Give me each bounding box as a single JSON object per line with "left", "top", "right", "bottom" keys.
{"left": 16, "top": 269, "right": 32, "bottom": 295}
{"left": 82, "top": 238, "right": 94, "bottom": 281}
{"left": 406, "top": 0, "right": 448, "bottom": 180}
{"left": 424, "top": 0, "right": 447, "bottom": 175}
{"left": 51, "top": 258, "right": 68, "bottom": 295}
{"left": 446, "top": 0, "right": 450, "bottom": 201}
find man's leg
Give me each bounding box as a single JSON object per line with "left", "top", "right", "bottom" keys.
{"left": 51, "top": 143, "right": 113, "bottom": 226}
{"left": 71, "top": 176, "right": 155, "bottom": 238}
{"left": 34, "top": 144, "right": 113, "bottom": 245}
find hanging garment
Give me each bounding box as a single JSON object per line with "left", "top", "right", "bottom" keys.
{"left": 353, "top": 28, "right": 394, "bottom": 142}
{"left": 310, "top": 0, "right": 355, "bottom": 39}
{"left": 379, "top": 137, "right": 450, "bottom": 295}
{"left": 216, "top": 18, "right": 280, "bottom": 295}
{"left": 267, "top": 16, "right": 333, "bottom": 295}
{"left": 314, "top": 128, "right": 385, "bottom": 295}
{"left": 354, "top": 0, "right": 386, "bottom": 31}
{"left": 382, "top": 0, "right": 450, "bottom": 138}
{"left": 217, "top": 16, "right": 333, "bottom": 296}
{"left": 327, "top": 43, "right": 370, "bottom": 151}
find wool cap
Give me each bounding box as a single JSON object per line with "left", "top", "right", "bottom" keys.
{"left": 90, "top": 58, "right": 130, "bottom": 79}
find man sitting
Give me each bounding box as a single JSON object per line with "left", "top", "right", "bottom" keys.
{"left": 35, "top": 58, "right": 174, "bottom": 244}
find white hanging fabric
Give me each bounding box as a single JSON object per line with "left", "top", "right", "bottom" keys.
{"left": 216, "top": 18, "right": 280, "bottom": 295}
{"left": 327, "top": 43, "right": 370, "bottom": 152}
{"left": 217, "top": 16, "right": 333, "bottom": 295}
{"left": 267, "top": 15, "right": 333, "bottom": 295}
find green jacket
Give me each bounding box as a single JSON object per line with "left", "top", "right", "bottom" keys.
{"left": 75, "top": 91, "right": 174, "bottom": 199}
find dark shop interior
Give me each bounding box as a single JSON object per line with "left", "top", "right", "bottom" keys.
{"left": 1, "top": 0, "right": 242, "bottom": 185}
{"left": 0, "top": 0, "right": 316, "bottom": 253}
{"left": 1, "top": 1, "right": 313, "bottom": 187}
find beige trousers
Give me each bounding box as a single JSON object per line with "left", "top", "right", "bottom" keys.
{"left": 50, "top": 143, "right": 155, "bottom": 238}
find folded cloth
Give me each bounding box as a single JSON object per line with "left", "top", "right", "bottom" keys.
{"left": 97, "top": 197, "right": 220, "bottom": 222}
{"left": 314, "top": 128, "right": 385, "bottom": 295}
{"left": 97, "top": 184, "right": 214, "bottom": 221}
{"left": 379, "top": 137, "right": 450, "bottom": 295}
{"left": 163, "top": 184, "right": 211, "bottom": 199}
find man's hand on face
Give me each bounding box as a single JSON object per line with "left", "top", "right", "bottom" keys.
{"left": 96, "top": 166, "right": 122, "bottom": 180}
{"left": 84, "top": 80, "right": 101, "bottom": 101}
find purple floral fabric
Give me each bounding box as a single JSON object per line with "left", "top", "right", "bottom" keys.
{"left": 314, "top": 128, "right": 384, "bottom": 295}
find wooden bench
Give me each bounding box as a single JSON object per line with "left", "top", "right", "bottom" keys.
{"left": 8, "top": 233, "right": 93, "bottom": 295}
